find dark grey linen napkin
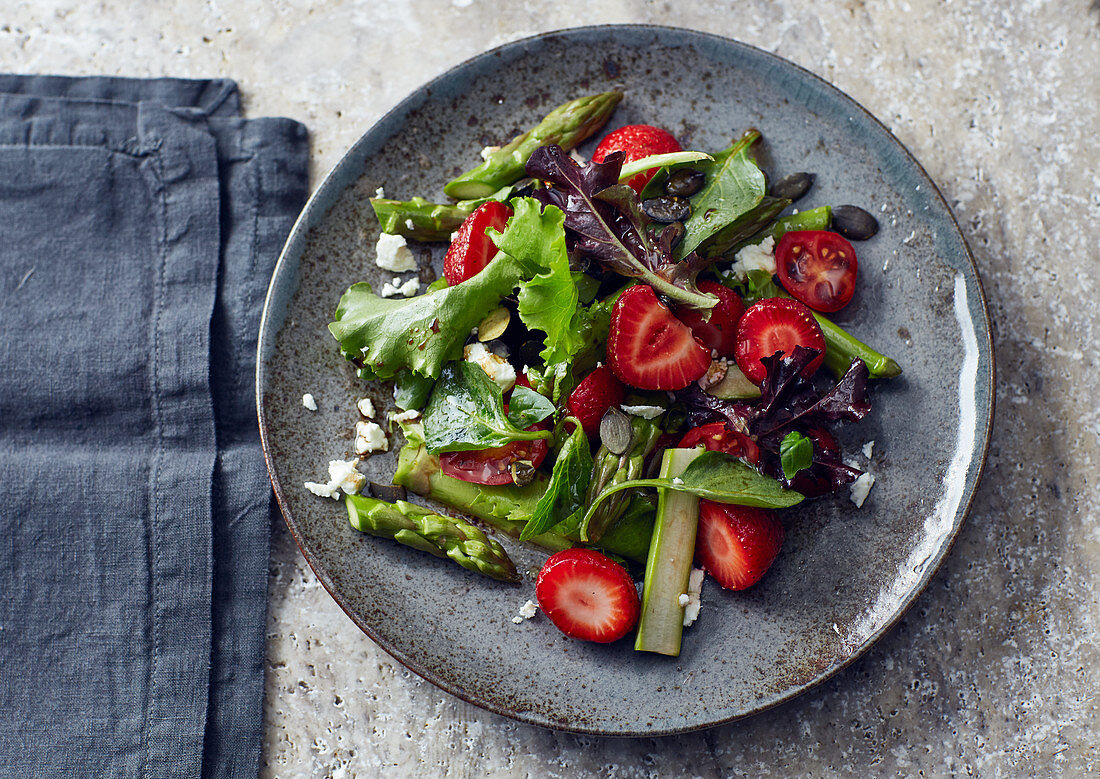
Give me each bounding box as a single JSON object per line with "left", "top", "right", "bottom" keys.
{"left": 0, "top": 76, "right": 307, "bottom": 778}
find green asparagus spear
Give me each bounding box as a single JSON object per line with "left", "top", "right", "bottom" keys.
{"left": 581, "top": 416, "right": 663, "bottom": 543}
{"left": 392, "top": 436, "right": 654, "bottom": 563}
{"left": 728, "top": 205, "right": 832, "bottom": 254}
{"left": 634, "top": 448, "right": 704, "bottom": 656}
{"left": 370, "top": 197, "right": 474, "bottom": 242}
{"left": 370, "top": 185, "right": 517, "bottom": 242}
{"left": 346, "top": 494, "right": 520, "bottom": 583}
{"left": 444, "top": 91, "right": 623, "bottom": 200}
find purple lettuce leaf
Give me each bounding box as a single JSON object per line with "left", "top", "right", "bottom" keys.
{"left": 525, "top": 145, "right": 716, "bottom": 309}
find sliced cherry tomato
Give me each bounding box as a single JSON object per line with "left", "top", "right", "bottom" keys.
{"left": 677, "top": 421, "right": 760, "bottom": 465}
{"left": 775, "top": 230, "right": 858, "bottom": 313}
{"left": 439, "top": 423, "right": 549, "bottom": 486}
{"left": 675, "top": 280, "right": 746, "bottom": 357}
{"left": 443, "top": 201, "right": 513, "bottom": 286}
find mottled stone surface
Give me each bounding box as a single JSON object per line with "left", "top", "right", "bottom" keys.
{"left": 4, "top": 0, "right": 1098, "bottom": 775}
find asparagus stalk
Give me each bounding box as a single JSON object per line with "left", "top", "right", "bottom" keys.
{"left": 733, "top": 205, "right": 832, "bottom": 252}
{"left": 345, "top": 494, "right": 519, "bottom": 583}
{"left": 392, "top": 437, "right": 654, "bottom": 562}
{"left": 444, "top": 91, "right": 623, "bottom": 200}
{"left": 370, "top": 197, "right": 474, "bottom": 242}
{"left": 581, "top": 416, "right": 663, "bottom": 543}
{"left": 635, "top": 447, "right": 704, "bottom": 656}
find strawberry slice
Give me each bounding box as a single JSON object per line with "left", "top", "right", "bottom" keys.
{"left": 694, "top": 501, "right": 784, "bottom": 591}
{"left": 592, "top": 124, "right": 682, "bottom": 193}
{"left": 443, "top": 201, "right": 513, "bottom": 285}
{"left": 675, "top": 280, "right": 746, "bottom": 357}
{"left": 535, "top": 548, "right": 640, "bottom": 643}
{"left": 734, "top": 297, "right": 826, "bottom": 385}
{"left": 566, "top": 365, "right": 627, "bottom": 437}
{"left": 607, "top": 285, "right": 710, "bottom": 390}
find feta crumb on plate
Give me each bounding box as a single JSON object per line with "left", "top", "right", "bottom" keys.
{"left": 681, "top": 568, "right": 705, "bottom": 627}
{"left": 380, "top": 276, "right": 419, "bottom": 298}
{"left": 849, "top": 471, "right": 876, "bottom": 508}
{"left": 356, "top": 398, "right": 376, "bottom": 418}
{"left": 374, "top": 232, "right": 417, "bottom": 272}
{"left": 304, "top": 459, "right": 366, "bottom": 500}
{"left": 301, "top": 393, "right": 318, "bottom": 411}
{"left": 355, "top": 421, "right": 388, "bottom": 456}
{"left": 375, "top": 186, "right": 385, "bottom": 198}
{"left": 511, "top": 599, "right": 538, "bottom": 624}
{"left": 729, "top": 235, "right": 776, "bottom": 277}
{"left": 463, "top": 342, "right": 516, "bottom": 393}
{"left": 862, "top": 440, "right": 875, "bottom": 458}
{"left": 621, "top": 404, "right": 664, "bottom": 419}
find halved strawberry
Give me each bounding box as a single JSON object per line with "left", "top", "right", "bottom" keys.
{"left": 694, "top": 501, "right": 784, "bottom": 591}
{"left": 566, "top": 365, "right": 627, "bottom": 437}
{"left": 675, "top": 280, "right": 746, "bottom": 357}
{"left": 607, "top": 285, "right": 710, "bottom": 390}
{"left": 443, "top": 201, "right": 513, "bottom": 285}
{"left": 592, "top": 124, "right": 682, "bottom": 193}
{"left": 535, "top": 548, "right": 640, "bottom": 643}
{"left": 734, "top": 297, "right": 826, "bottom": 385}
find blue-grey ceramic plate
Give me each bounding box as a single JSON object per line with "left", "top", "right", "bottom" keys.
{"left": 257, "top": 25, "right": 994, "bottom": 735}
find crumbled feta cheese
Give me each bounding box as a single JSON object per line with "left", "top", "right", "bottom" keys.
{"left": 697, "top": 358, "right": 729, "bottom": 390}
{"left": 862, "top": 440, "right": 875, "bottom": 458}
{"left": 480, "top": 144, "right": 501, "bottom": 160}
{"left": 375, "top": 186, "right": 385, "bottom": 198}
{"left": 357, "top": 398, "right": 376, "bottom": 418}
{"left": 849, "top": 471, "right": 876, "bottom": 508}
{"left": 380, "top": 276, "right": 419, "bottom": 298}
{"left": 568, "top": 149, "right": 587, "bottom": 165}
{"left": 301, "top": 393, "right": 318, "bottom": 411}
{"left": 390, "top": 408, "right": 421, "bottom": 424}
{"left": 463, "top": 342, "right": 516, "bottom": 392}
{"left": 374, "top": 233, "right": 417, "bottom": 272}
{"left": 511, "top": 599, "right": 538, "bottom": 624}
{"left": 305, "top": 459, "right": 366, "bottom": 499}
{"left": 621, "top": 404, "right": 664, "bottom": 419}
{"left": 405, "top": 218, "right": 415, "bottom": 230}
{"left": 354, "top": 421, "right": 388, "bottom": 455}
{"left": 450, "top": 231, "right": 460, "bottom": 242}
{"left": 672, "top": 477, "right": 684, "bottom": 486}
{"left": 729, "top": 235, "right": 776, "bottom": 276}
{"left": 681, "top": 568, "right": 705, "bottom": 626}
{"left": 304, "top": 480, "right": 337, "bottom": 499}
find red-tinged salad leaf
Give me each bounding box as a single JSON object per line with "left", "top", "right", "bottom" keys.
{"left": 675, "top": 346, "right": 872, "bottom": 498}
{"left": 525, "top": 145, "right": 717, "bottom": 310}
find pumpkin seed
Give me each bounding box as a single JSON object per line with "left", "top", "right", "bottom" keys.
{"left": 642, "top": 195, "right": 691, "bottom": 224}
{"left": 599, "top": 407, "right": 634, "bottom": 455}
{"left": 368, "top": 482, "right": 407, "bottom": 503}
{"left": 831, "top": 205, "right": 879, "bottom": 240}
{"left": 476, "top": 306, "right": 511, "bottom": 342}
{"left": 664, "top": 168, "right": 706, "bottom": 198}
{"left": 769, "top": 171, "right": 815, "bottom": 202}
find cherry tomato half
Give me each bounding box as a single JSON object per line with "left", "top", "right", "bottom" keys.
{"left": 678, "top": 421, "right": 761, "bottom": 466}
{"left": 775, "top": 230, "right": 858, "bottom": 313}
{"left": 439, "top": 429, "right": 549, "bottom": 486}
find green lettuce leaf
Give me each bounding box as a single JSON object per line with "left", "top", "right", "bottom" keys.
{"left": 520, "top": 420, "right": 593, "bottom": 541}
{"left": 421, "top": 362, "right": 552, "bottom": 454}
{"left": 329, "top": 252, "right": 534, "bottom": 381}
{"left": 491, "top": 198, "right": 590, "bottom": 367}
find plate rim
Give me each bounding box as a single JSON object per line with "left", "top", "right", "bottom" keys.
{"left": 256, "top": 23, "right": 996, "bottom": 736}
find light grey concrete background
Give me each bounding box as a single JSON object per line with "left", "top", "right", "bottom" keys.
{"left": 3, "top": 0, "right": 1098, "bottom": 775}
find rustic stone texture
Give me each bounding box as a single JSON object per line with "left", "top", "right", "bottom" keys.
{"left": 5, "top": 0, "right": 1097, "bottom": 775}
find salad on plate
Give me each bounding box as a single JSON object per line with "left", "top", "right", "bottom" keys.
{"left": 309, "top": 91, "right": 901, "bottom": 657}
